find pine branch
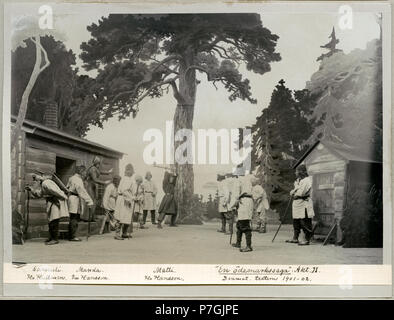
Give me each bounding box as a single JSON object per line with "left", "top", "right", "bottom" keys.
{"left": 111, "top": 55, "right": 181, "bottom": 103}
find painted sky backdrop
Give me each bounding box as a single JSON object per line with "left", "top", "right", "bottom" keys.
{"left": 11, "top": 6, "right": 381, "bottom": 200}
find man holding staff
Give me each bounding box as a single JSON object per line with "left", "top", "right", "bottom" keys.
{"left": 286, "top": 165, "right": 314, "bottom": 245}
{"left": 251, "top": 176, "right": 270, "bottom": 233}
{"left": 217, "top": 171, "right": 230, "bottom": 233}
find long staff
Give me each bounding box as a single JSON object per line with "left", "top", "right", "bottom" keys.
{"left": 272, "top": 196, "right": 293, "bottom": 243}
{"left": 128, "top": 184, "right": 140, "bottom": 239}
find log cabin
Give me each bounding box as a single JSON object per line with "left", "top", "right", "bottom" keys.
{"left": 11, "top": 117, "right": 124, "bottom": 239}
{"left": 293, "top": 140, "right": 383, "bottom": 247}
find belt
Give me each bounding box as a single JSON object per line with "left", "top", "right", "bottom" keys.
{"left": 239, "top": 194, "right": 253, "bottom": 199}
{"left": 294, "top": 195, "right": 310, "bottom": 200}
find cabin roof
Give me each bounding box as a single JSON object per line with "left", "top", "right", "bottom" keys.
{"left": 11, "top": 116, "right": 125, "bottom": 159}
{"left": 293, "top": 140, "right": 382, "bottom": 169}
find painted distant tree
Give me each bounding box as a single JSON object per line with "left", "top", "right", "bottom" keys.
{"left": 317, "top": 27, "right": 342, "bottom": 62}
{"left": 252, "top": 80, "right": 315, "bottom": 215}
{"left": 65, "top": 74, "right": 103, "bottom": 136}
{"left": 10, "top": 16, "right": 61, "bottom": 148}
{"left": 12, "top": 36, "right": 76, "bottom": 131}
{"left": 79, "top": 14, "right": 281, "bottom": 221}
{"left": 307, "top": 38, "right": 382, "bottom": 159}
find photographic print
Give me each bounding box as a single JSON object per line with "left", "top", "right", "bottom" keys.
{"left": 1, "top": 1, "right": 391, "bottom": 295}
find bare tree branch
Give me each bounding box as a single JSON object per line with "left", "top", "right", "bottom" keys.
{"left": 132, "top": 76, "right": 180, "bottom": 107}
{"left": 31, "top": 36, "right": 51, "bottom": 72}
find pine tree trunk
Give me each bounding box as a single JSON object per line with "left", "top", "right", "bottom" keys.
{"left": 173, "top": 51, "right": 199, "bottom": 223}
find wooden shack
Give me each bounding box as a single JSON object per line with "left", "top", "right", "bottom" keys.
{"left": 293, "top": 140, "right": 383, "bottom": 247}
{"left": 11, "top": 118, "right": 124, "bottom": 239}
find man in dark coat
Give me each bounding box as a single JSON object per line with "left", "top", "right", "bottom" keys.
{"left": 157, "top": 171, "right": 178, "bottom": 228}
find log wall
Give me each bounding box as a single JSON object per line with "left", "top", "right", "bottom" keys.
{"left": 13, "top": 134, "right": 120, "bottom": 238}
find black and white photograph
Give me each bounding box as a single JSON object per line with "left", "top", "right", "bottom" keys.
{"left": 1, "top": 1, "right": 392, "bottom": 294}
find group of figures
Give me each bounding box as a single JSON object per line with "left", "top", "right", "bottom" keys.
{"left": 216, "top": 171, "right": 270, "bottom": 253}
{"left": 217, "top": 164, "right": 315, "bottom": 252}
{"left": 27, "top": 156, "right": 178, "bottom": 245}
{"left": 110, "top": 163, "right": 178, "bottom": 240}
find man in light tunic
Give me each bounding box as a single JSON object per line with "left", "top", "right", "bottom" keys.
{"left": 102, "top": 175, "right": 121, "bottom": 231}
{"left": 286, "top": 165, "right": 315, "bottom": 246}
{"left": 227, "top": 172, "right": 240, "bottom": 233}
{"left": 217, "top": 171, "right": 230, "bottom": 233}
{"left": 67, "top": 165, "right": 94, "bottom": 241}
{"left": 222, "top": 173, "right": 235, "bottom": 235}
{"left": 232, "top": 174, "right": 254, "bottom": 252}
{"left": 132, "top": 175, "right": 145, "bottom": 229}
{"left": 114, "top": 164, "right": 135, "bottom": 240}
{"left": 251, "top": 176, "right": 270, "bottom": 233}
{"left": 29, "top": 173, "right": 69, "bottom": 245}
{"left": 142, "top": 171, "right": 158, "bottom": 226}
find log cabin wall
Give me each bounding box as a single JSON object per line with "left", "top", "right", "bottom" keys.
{"left": 304, "top": 143, "right": 347, "bottom": 241}
{"left": 11, "top": 132, "right": 26, "bottom": 222}
{"left": 18, "top": 134, "right": 121, "bottom": 238}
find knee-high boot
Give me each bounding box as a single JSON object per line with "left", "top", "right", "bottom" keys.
{"left": 240, "top": 231, "right": 253, "bottom": 252}
{"left": 232, "top": 230, "right": 242, "bottom": 248}
{"left": 151, "top": 211, "right": 156, "bottom": 224}
{"left": 218, "top": 214, "right": 226, "bottom": 232}
{"left": 142, "top": 211, "right": 148, "bottom": 225}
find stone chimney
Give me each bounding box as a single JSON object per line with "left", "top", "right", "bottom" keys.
{"left": 43, "top": 101, "right": 58, "bottom": 129}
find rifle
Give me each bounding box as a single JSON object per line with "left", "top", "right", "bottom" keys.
{"left": 35, "top": 170, "right": 69, "bottom": 195}
{"left": 152, "top": 162, "right": 172, "bottom": 171}
{"left": 152, "top": 162, "right": 178, "bottom": 177}
{"left": 128, "top": 184, "right": 140, "bottom": 239}
{"left": 272, "top": 195, "right": 293, "bottom": 243}
{"left": 224, "top": 203, "right": 233, "bottom": 245}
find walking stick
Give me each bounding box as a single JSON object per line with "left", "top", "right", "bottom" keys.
{"left": 87, "top": 207, "right": 92, "bottom": 241}
{"left": 272, "top": 195, "right": 293, "bottom": 243}
{"left": 225, "top": 205, "right": 233, "bottom": 245}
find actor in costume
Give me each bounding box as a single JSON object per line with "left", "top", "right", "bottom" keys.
{"left": 251, "top": 176, "right": 270, "bottom": 233}
{"left": 228, "top": 172, "right": 240, "bottom": 220}
{"left": 132, "top": 174, "right": 145, "bottom": 229}
{"left": 28, "top": 173, "right": 69, "bottom": 245}
{"left": 157, "top": 171, "right": 178, "bottom": 228}
{"left": 286, "top": 165, "right": 315, "bottom": 246}
{"left": 102, "top": 174, "right": 121, "bottom": 231}
{"left": 142, "top": 171, "right": 158, "bottom": 225}
{"left": 84, "top": 156, "right": 112, "bottom": 221}
{"left": 114, "top": 164, "right": 135, "bottom": 240}
{"left": 232, "top": 173, "right": 254, "bottom": 252}
{"left": 66, "top": 165, "right": 94, "bottom": 241}
{"left": 223, "top": 172, "right": 237, "bottom": 235}
{"left": 217, "top": 171, "right": 230, "bottom": 233}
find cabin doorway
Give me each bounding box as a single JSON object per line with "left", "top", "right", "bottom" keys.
{"left": 56, "top": 156, "right": 76, "bottom": 185}
{"left": 313, "top": 172, "right": 335, "bottom": 235}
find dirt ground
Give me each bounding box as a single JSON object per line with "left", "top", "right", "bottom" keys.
{"left": 12, "top": 222, "right": 382, "bottom": 264}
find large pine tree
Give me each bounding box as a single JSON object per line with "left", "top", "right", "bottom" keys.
{"left": 79, "top": 13, "right": 281, "bottom": 221}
